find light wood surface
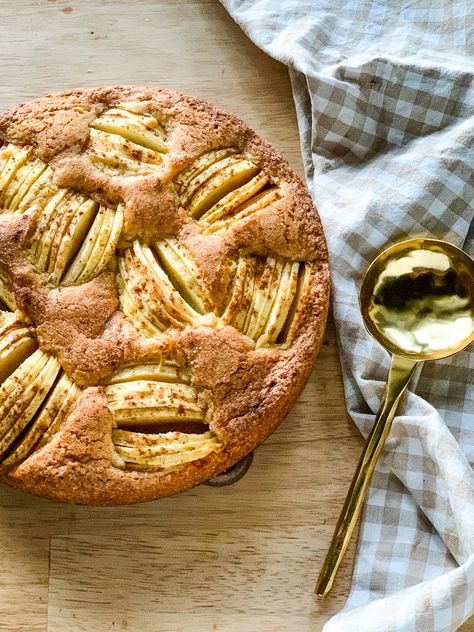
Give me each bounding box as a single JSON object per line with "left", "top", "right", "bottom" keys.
{"left": 0, "top": 2, "right": 471, "bottom": 631}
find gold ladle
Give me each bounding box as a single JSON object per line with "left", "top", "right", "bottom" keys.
{"left": 315, "top": 237, "right": 474, "bottom": 597}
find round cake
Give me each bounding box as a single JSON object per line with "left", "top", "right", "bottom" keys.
{"left": 0, "top": 86, "right": 329, "bottom": 505}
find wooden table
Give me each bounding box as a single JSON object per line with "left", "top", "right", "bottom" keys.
{"left": 1, "top": 2, "right": 471, "bottom": 631}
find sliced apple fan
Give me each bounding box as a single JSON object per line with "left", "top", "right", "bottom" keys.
{"left": 29, "top": 195, "right": 124, "bottom": 286}
{"left": 0, "top": 144, "right": 124, "bottom": 287}
{"left": 105, "top": 360, "right": 221, "bottom": 471}
{"left": 0, "top": 145, "right": 52, "bottom": 213}
{"left": 0, "top": 329, "right": 80, "bottom": 465}
{"left": 222, "top": 255, "right": 316, "bottom": 346}
{"left": 113, "top": 429, "right": 221, "bottom": 471}
{"left": 87, "top": 106, "right": 167, "bottom": 176}
{"left": 176, "top": 148, "right": 281, "bottom": 232}
{"left": 117, "top": 238, "right": 215, "bottom": 335}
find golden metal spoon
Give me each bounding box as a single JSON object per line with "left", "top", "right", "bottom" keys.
{"left": 315, "top": 237, "right": 474, "bottom": 597}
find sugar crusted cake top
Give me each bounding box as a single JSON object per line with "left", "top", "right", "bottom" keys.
{"left": 0, "top": 86, "right": 329, "bottom": 505}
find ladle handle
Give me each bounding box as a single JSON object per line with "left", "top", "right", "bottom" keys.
{"left": 315, "top": 355, "right": 419, "bottom": 597}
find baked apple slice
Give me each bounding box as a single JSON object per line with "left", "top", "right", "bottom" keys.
{"left": 118, "top": 240, "right": 215, "bottom": 334}
{"left": 0, "top": 145, "right": 32, "bottom": 206}
{"left": 4, "top": 371, "right": 80, "bottom": 465}
{"left": 199, "top": 171, "right": 269, "bottom": 226}
{"left": 0, "top": 313, "right": 36, "bottom": 384}
{"left": 187, "top": 158, "right": 260, "bottom": 218}
{"left": 0, "top": 350, "right": 61, "bottom": 459}
{"left": 221, "top": 255, "right": 311, "bottom": 346}
{"left": 0, "top": 271, "right": 17, "bottom": 312}
{"left": 106, "top": 359, "right": 189, "bottom": 385}
{"left": 112, "top": 429, "right": 222, "bottom": 471}
{"left": 203, "top": 186, "right": 281, "bottom": 235}
{"left": 174, "top": 148, "right": 239, "bottom": 193}
{"left": 0, "top": 153, "right": 47, "bottom": 212}
{"left": 91, "top": 106, "right": 167, "bottom": 153}
{"left": 153, "top": 238, "right": 210, "bottom": 314}
{"left": 87, "top": 107, "right": 167, "bottom": 176}
{"left": 106, "top": 380, "right": 205, "bottom": 426}
{"left": 61, "top": 203, "right": 124, "bottom": 285}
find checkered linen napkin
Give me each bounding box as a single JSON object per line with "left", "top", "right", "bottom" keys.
{"left": 220, "top": 1, "right": 474, "bottom": 629}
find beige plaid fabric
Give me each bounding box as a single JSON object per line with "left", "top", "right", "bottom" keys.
{"left": 220, "top": 1, "right": 474, "bottom": 630}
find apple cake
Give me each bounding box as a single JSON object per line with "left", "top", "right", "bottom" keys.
{"left": 0, "top": 86, "right": 329, "bottom": 505}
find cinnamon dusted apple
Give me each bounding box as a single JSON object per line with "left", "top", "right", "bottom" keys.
{"left": 0, "top": 86, "right": 329, "bottom": 505}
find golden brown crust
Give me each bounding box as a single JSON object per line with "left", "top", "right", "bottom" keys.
{"left": 0, "top": 86, "right": 329, "bottom": 505}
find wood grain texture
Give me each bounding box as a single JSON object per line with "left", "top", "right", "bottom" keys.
{"left": 0, "top": 1, "right": 471, "bottom": 631}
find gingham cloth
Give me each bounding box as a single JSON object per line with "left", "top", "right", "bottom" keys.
{"left": 220, "top": 1, "right": 474, "bottom": 630}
